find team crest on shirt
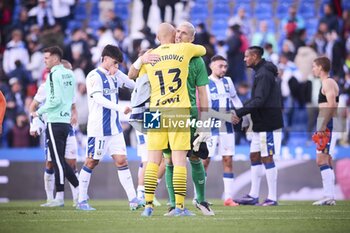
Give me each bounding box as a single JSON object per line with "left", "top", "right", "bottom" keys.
{"left": 103, "top": 88, "right": 118, "bottom": 95}
{"left": 269, "top": 149, "right": 274, "bottom": 156}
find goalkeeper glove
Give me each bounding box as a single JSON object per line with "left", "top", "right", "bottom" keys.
{"left": 312, "top": 129, "right": 331, "bottom": 151}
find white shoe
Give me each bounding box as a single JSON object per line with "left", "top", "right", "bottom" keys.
{"left": 312, "top": 197, "right": 336, "bottom": 206}
{"left": 46, "top": 199, "right": 64, "bottom": 207}
{"left": 195, "top": 201, "right": 215, "bottom": 216}
{"left": 164, "top": 207, "right": 176, "bottom": 216}
{"left": 40, "top": 200, "right": 54, "bottom": 207}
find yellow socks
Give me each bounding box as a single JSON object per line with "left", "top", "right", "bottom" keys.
{"left": 173, "top": 166, "right": 187, "bottom": 209}
{"left": 144, "top": 162, "right": 159, "bottom": 207}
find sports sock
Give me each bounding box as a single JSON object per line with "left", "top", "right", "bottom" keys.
{"left": 165, "top": 164, "right": 175, "bottom": 207}
{"left": 44, "top": 169, "right": 55, "bottom": 201}
{"left": 117, "top": 165, "right": 137, "bottom": 202}
{"left": 223, "top": 173, "right": 234, "bottom": 200}
{"left": 69, "top": 171, "right": 79, "bottom": 202}
{"left": 320, "top": 164, "right": 335, "bottom": 199}
{"left": 137, "top": 185, "right": 145, "bottom": 200}
{"left": 264, "top": 162, "right": 278, "bottom": 201}
{"left": 55, "top": 191, "right": 64, "bottom": 201}
{"left": 138, "top": 163, "right": 143, "bottom": 180}
{"left": 249, "top": 162, "right": 263, "bottom": 198}
{"left": 190, "top": 159, "right": 206, "bottom": 203}
{"left": 144, "top": 162, "right": 159, "bottom": 207}
{"left": 78, "top": 166, "right": 92, "bottom": 203}
{"left": 173, "top": 166, "right": 187, "bottom": 209}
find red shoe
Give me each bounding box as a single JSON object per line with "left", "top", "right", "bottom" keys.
{"left": 224, "top": 198, "right": 239, "bottom": 206}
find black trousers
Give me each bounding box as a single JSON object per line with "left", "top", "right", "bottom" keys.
{"left": 46, "top": 123, "right": 79, "bottom": 192}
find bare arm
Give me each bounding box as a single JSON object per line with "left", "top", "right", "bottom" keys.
{"left": 29, "top": 99, "right": 40, "bottom": 113}
{"left": 128, "top": 65, "right": 140, "bottom": 80}
{"left": 71, "top": 103, "right": 78, "bottom": 125}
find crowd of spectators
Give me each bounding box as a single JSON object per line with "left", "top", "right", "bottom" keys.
{"left": 0, "top": 0, "right": 349, "bottom": 149}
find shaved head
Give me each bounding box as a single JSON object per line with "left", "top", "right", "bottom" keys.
{"left": 157, "top": 23, "right": 176, "bottom": 44}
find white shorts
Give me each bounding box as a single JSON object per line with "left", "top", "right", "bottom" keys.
{"left": 86, "top": 132, "right": 127, "bottom": 160}
{"left": 136, "top": 131, "right": 148, "bottom": 163}
{"left": 46, "top": 134, "right": 78, "bottom": 161}
{"left": 250, "top": 129, "right": 282, "bottom": 157}
{"left": 207, "top": 133, "right": 235, "bottom": 157}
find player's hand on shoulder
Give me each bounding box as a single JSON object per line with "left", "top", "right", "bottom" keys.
{"left": 141, "top": 51, "right": 159, "bottom": 64}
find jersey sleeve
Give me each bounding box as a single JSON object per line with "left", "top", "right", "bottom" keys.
{"left": 116, "top": 70, "right": 135, "bottom": 89}
{"left": 193, "top": 57, "right": 209, "bottom": 87}
{"left": 184, "top": 43, "right": 206, "bottom": 57}
{"left": 227, "top": 77, "right": 237, "bottom": 98}
{"left": 34, "top": 83, "right": 46, "bottom": 104}
{"left": 227, "top": 77, "right": 243, "bottom": 109}
{"left": 86, "top": 72, "right": 102, "bottom": 98}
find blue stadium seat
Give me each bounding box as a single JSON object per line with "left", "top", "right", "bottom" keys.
{"left": 211, "top": 29, "right": 227, "bottom": 41}
{"left": 195, "top": 0, "right": 209, "bottom": 3}
{"left": 303, "top": 0, "right": 316, "bottom": 3}
{"left": 213, "top": 0, "right": 231, "bottom": 4}
{"left": 276, "top": 2, "right": 292, "bottom": 19}
{"left": 299, "top": 2, "right": 316, "bottom": 18}
{"left": 211, "top": 19, "right": 228, "bottom": 31}
{"left": 67, "top": 20, "right": 83, "bottom": 32}
{"left": 114, "top": 4, "right": 129, "bottom": 20}
{"left": 255, "top": 3, "right": 273, "bottom": 20}
{"left": 234, "top": 3, "right": 252, "bottom": 17}
{"left": 114, "top": 0, "right": 131, "bottom": 3}
{"left": 343, "top": 1, "right": 350, "bottom": 10}
{"left": 212, "top": 3, "right": 231, "bottom": 19}
{"left": 267, "top": 19, "right": 276, "bottom": 33}
{"left": 91, "top": 2, "right": 100, "bottom": 17}
{"left": 305, "top": 18, "right": 319, "bottom": 36}
{"left": 88, "top": 20, "right": 103, "bottom": 32}
{"left": 74, "top": 3, "right": 87, "bottom": 20}
{"left": 190, "top": 3, "right": 209, "bottom": 23}
{"left": 258, "top": 0, "right": 273, "bottom": 3}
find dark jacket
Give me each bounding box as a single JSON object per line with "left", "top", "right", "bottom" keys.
{"left": 236, "top": 59, "right": 283, "bottom": 132}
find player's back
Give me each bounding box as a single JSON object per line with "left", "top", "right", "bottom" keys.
{"left": 144, "top": 43, "right": 205, "bottom": 108}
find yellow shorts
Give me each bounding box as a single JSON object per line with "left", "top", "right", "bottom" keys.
{"left": 147, "top": 130, "right": 191, "bottom": 150}
{"left": 147, "top": 108, "right": 191, "bottom": 151}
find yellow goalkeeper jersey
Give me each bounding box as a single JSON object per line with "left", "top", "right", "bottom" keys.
{"left": 140, "top": 43, "right": 206, "bottom": 108}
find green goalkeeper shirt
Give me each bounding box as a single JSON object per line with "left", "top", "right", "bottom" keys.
{"left": 37, "top": 64, "right": 75, "bottom": 123}
{"left": 187, "top": 57, "right": 209, "bottom": 120}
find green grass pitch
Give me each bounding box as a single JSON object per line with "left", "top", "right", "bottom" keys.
{"left": 1, "top": 200, "right": 350, "bottom": 233}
